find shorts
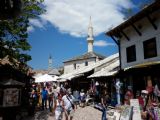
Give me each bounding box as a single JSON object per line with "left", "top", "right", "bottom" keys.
{"left": 55, "top": 111, "right": 63, "bottom": 120}
{"left": 66, "top": 109, "right": 74, "bottom": 117}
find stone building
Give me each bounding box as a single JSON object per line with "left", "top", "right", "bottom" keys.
{"left": 106, "top": 1, "right": 160, "bottom": 95}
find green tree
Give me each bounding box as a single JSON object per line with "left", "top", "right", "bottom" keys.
{"left": 0, "top": 0, "right": 45, "bottom": 71}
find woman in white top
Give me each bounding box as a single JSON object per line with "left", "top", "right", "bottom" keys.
{"left": 154, "top": 84, "right": 160, "bottom": 102}
{"left": 53, "top": 93, "right": 64, "bottom": 120}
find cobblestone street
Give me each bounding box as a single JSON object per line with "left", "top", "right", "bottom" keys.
{"left": 23, "top": 106, "right": 102, "bottom": 120}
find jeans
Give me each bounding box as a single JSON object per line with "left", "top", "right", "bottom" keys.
{"left": 42, "top": 99, "right": 47, "bottom": 110}
{"left": 102, "top": 106, "right": 107, "bottom": 120}
{"left": 48, "top": 97, "right": 53, "bottom": 112}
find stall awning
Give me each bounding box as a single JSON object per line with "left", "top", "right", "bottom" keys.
{"left": 0, "top": 79, "right": 25, "bottom": 86}
{"left": 60, "top": 53, "right": 119, "bottom": 80}
{"left": 88, "top": 70, "right": 118, "bottom": 78}
{"left": 34, "top": 74, "right": 58, "bottom": 83}
{"left": 59, "top": 73, "right": 83, "bottom": 81}
{"left": 88, "top": 59, "right": 119, "bottom": 78}
{"left": 124, "top": 61, "right": 160, "bottom": 71}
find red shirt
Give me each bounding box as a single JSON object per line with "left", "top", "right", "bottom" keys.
{"left": 137, "top": 96, "right": 144, "bottom": 107}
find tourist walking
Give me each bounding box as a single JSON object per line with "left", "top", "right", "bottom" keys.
{"left": 62, "top": 90, "right": 75, "bottom": 120}
{"left": 101, "top": 91, "right": 110, "bottom": 120}
{"left": 80, "top": 89, "right": 86, "bottom": 107}
{"left": 41, "top": 87, "right": 48, "bottom": 110}
{"left": 154, "top": 83, "right": 160, "bottom": 102}
{"left": 48, "top": 87, "right": 54, "bottom": 112}
{"left": 53, "top": 93, "right": 64, "bottom": 120}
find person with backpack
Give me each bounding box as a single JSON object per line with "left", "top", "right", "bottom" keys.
{"left": 62, "top": 90, "right": 75, "bottom": 120}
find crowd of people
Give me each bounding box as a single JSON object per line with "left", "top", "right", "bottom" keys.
{"left": 29, "top": 81, "right": 88, "bottom": 120}
{"left": 28, "top": 79, "right": 160, "bottom": 120}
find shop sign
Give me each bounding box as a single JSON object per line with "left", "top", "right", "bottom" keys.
{"left": 3, "top": 88, "right": 19, "bottom": 107}
{"left": 130, "top": 99, "right": 142, "bottom": 120}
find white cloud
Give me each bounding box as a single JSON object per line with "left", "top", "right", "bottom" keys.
{"left": 28, "top": 19, "right": 46, "bottom": 32}
{"left": 38, "top": 0, "right": 134, "bottom": 37}
{"left": 27, "top": 26, "right": 35, "bottom": 33}
{"left": 94, "top": 40, "right": 115, "bottom": 47}
{"left": 29, "top": 19, "right": 44, "bottom": 28}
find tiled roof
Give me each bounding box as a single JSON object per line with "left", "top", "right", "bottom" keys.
{"left": 48, "top": 68, "right": 60, "bottom": 75}
{"left": 33, "top": 68, "right": 60, "bottom": 76}
{"left": 0, "top": 55, "right": 19, "bottom": 66}
{"left": 60, "top": 53, "right": 119, "bottom": 80}
{"left": 63, "top": 52, "right": 106, "bottom": 63}
{"left": 32, "top": 69, "right": 48, "bottom": 75}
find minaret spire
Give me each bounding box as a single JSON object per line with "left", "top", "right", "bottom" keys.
{"left": 48, "top": 55, "right": 52, "bottom": 70}
{"left": 89, "top": 16, "right": 92, "bottom": 28}
{"left": 87, "top": 16, "right": 94, "bottom": 52}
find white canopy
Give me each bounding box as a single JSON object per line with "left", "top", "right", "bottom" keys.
{"left": 88, "top": 59, "right": 119, "bottom": 78}
{"left": 35, "top": 74, "right": 58, "bottom": 83}
{"left": 56, "top": 78, "right": 68, "bottom": 82}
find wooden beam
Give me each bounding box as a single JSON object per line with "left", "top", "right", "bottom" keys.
{"left": 116, "top": 31, "right": 122, "bottom": 38}
{"left": 121, "top": 30, "right": 130, "bottom": 41}
{"left": 131, "top": 23, "right": 142, "bottom": 36}
{"left": 118, "top": 41, "right": 122, "bottom": 70}
{"left": 146, "top": 15, "right": 157, "bottom": 30}
{"left": 110, "top": 35, "right": 121, "bottom": 69}
{"left": 110, "top": 35, "right": 119, "bottom": 45}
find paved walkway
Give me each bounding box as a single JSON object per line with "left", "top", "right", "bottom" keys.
{"left": 23, "top": 106, "right": 102, "bottom": 120}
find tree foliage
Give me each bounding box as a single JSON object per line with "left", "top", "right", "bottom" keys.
{"left": 0, "top": 0, "right": 45, "bottom": 71}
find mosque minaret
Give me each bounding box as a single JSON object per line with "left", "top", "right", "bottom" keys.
{"left": 87, "top": 16, "right": 94, "bottom": 52}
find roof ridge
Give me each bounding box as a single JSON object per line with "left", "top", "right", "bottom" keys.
{"left": 63, "top": 52, "right": 106, "bottom": 63}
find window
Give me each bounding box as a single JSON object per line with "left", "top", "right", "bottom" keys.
{"left": 85, "top": 61, "right": 88, "bottom": 66}
{"left": 143, "top": 38, "right": 157, "bottom": 59}
{"left": 126, "top": 45, "right": 136, "bottom": 63}
{"left": 74, "top": 63, "right": 76, "bottom": 69}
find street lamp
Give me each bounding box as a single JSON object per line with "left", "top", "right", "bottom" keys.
{"left": 0, "top": 0, "right": 22, "bottom": 20}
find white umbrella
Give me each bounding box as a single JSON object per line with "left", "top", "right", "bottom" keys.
{"left": 35, "top": 74, "right": 57, "bottom": 83}
{"left": 33, "top": 73, "right": 43, "bottom": 79}
{"left": 52, "top": 75, "right": 59, "bottom": 81}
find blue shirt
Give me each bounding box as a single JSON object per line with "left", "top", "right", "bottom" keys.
{"left": 42, "top": 90, "right": 48, "bottom": 100}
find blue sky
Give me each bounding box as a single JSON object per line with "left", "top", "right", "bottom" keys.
{"left": 27, "top": 0, "right": 145, "bottom": 70}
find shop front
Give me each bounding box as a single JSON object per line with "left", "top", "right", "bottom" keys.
{"left": 121, "top": 63, "right": 160, "bottom": 98}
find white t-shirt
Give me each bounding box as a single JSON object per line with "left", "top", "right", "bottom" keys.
{"left": 80, "top": 92, "right": 85, "bottom": 97}
{"left": 62, "top": 95, "right": 74, "bottom": 110}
